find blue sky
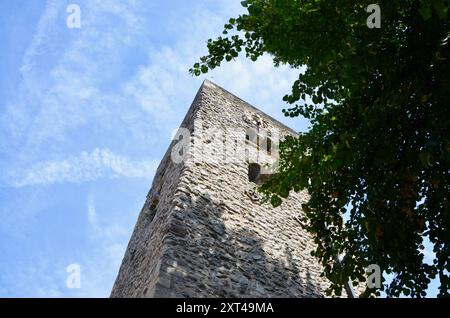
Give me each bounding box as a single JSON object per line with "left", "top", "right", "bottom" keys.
{"left": 0, "top": 1, "right": 439, "bottom": 298}
{"left": 0, "top": 0, "right": 308, "bottom": 297}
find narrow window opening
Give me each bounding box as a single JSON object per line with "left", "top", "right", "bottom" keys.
{"left": 248, "top": 163, "right": 261, "bottom": 183}
{"left": 129, "top": 249, "right": 136, "bottom": 262}
{"left": 267, "top": 137, "right": 272, "bottom": 155}
{"left": 147, "top": 196, "right": 159, "bottom": 223}
{"left": 246, "top": 128, "right": 257, "bottom": 146}
{"left": 150, "top": 198, "right": 159, "bottom": 211}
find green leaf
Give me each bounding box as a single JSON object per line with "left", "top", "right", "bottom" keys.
{"left": 419, "top": 4, "right": 433, "bottom": 20}
{"left": 431, "top": 0, "right": 448, "bottom": 19}
{"left": 270, "top": 195, "right": 282, "bottom": 207}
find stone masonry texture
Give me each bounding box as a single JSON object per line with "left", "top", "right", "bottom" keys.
{"left": 110, "top": 80, "right": 333, "bottom": 298}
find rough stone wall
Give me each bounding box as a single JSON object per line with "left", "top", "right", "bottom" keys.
{"left": 110, "top": 85, "right": 201, "bottom": 297}
{"left": 111, "top": 80, "right": 331, "bottom": 298}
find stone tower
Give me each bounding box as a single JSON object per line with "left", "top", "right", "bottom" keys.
{"left": 110, "top": 80, "right": 332, "bottom": 298}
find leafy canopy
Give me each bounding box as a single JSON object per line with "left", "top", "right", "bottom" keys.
{"left": 191, "top": 0, "right": 449, "bottom": 297}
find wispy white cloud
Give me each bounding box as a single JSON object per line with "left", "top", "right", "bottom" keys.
{"left": 20, "top": 0, "right": 62, "bottom": 77}
{"left": 11, "top": 148, "right": 158, "bottom": 187}
{"left": 0, "top": 255, "right": 67, "bottom": 297}
{"left": 87, "top": 194, "right": 98, "bottom": 228}
{"left": 1, "top": 0, "right": 303, "bottom": 184}
{"left": 80, "top": 193, "right": 130, "bottom": 297}
{"left": 0, "top": 0, "right": 153, "bottom": 157}
{"left": 86, "top": 193, "right": 129, "bottom": 242}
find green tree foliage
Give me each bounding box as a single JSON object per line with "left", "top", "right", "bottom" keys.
{"left": 191, "top": 0, "right": 449, "bottom": 297}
